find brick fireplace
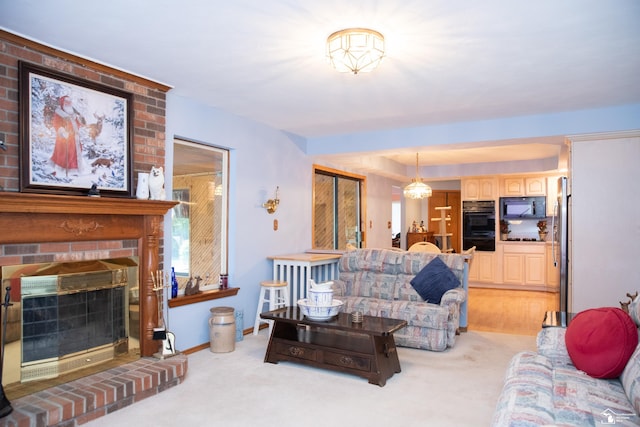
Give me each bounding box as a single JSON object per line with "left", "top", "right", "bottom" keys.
{"left": 0, "top": 192, "right": 187, "bottom": 426}
{"left": 0, "top": 192, "right": 176, "bottom": 357}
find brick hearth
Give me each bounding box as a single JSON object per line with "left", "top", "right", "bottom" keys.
{"left": 0, "top": 355, "right": 188, "bottom": 427}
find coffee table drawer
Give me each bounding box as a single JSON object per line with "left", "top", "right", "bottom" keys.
{"left": 323, "top": 350, "right": 371, "bottom": 372}
{"left": 274, "top": 341, "right": 317, "bottom": 362}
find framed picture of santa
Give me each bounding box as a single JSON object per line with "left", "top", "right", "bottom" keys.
{"left": 19, "top": 61, "right": 133, "bottom": 197}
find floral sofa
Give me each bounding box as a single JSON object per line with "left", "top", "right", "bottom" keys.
{"left": 491, "top": 308, "right": 640, "bottom": 426}
{"left": 331, "top": 248, "right": 473, "bottom": 351}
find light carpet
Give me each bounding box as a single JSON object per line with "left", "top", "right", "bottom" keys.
{"left": 85, "top": 330, "right": 536, "bottom": 427}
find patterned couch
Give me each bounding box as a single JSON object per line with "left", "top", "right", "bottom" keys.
{"left": 332, "top": 248, "right": 473, "bottom": 351}
{"left": 491, "top": 317, "right": 640, "bottom": 426}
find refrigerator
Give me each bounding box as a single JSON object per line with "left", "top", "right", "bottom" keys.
{"left": 553, "top": 176, "right": 570, "bottom": 312}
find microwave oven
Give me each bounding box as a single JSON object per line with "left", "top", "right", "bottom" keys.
{"left": 499, "top": 196, "right": 546, "bottom": 219}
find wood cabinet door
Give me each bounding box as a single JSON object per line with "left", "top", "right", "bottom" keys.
{"left": 471, "top": 252, "right": 496, "bottom": 282}
{"left": 479, "top": 178, "right": 497, "bottom": 199}
{"left": 525, "top": 178, "right": 546, "bottom": 196}
{"left": 462, "top": 179, "right": 480, "bottom": 200}
{"left": 462, "top": 178, "right": 496, "bottom": 200}
{"left": 503, "top": 178, "right": 525, "bottom": 196}
{"left": 503, "top": 253, "right": 524, "bottom": 284}
{"left": 524, "top": 254, "right": 546, "bottom": 285}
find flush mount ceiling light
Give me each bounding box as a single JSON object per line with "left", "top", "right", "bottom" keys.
{"left": 403, "top": 153, "right": 432, "bottom": 200}
{"left": 326, "top": 28, "right": 385, "bottom": 74}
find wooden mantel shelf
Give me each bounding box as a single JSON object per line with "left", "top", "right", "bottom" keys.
{"left": 0, "top": 191, "right": 177, "bottom": 215}
{"left": 168, "top": 287, "right": 240, "bottom": 308}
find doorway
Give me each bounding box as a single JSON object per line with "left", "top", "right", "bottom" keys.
{"left": 312, "top": 165, "right": 365, "bottom": 250}
{"left": 428, "top": 190, "right": 461, "bottom": 253}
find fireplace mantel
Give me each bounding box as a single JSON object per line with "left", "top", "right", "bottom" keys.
{"left": 0, "top": 192, "right": 175, "bottom": 216}
{"left": 0, "top": 192, "right": 177, "bottom": 357}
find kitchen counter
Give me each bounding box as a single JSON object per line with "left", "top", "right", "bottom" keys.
{"left": 465, "top": 240, "right": 554, "bottom": 290}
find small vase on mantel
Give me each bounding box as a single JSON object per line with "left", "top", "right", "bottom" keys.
{"left": 136, "top": 172, "right": 150, "bottom": 199}
{"left": 538, "top": 232, "right": 548, "bottom": 241}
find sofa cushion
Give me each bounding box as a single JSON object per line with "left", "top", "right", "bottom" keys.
{"left": 349, "top": 271, "right": 397, "bottom": 298}
{"left": 340, "top": 296, "right": 394, "bottom": 318}
{"left": 565, "top": 307, "right": 638, "bottom": 379}
{"left": 338, "top": 248, "right": 403, "bottom": 274}
{"left": 409, "top": 257, "right": 460, "bottom": 304}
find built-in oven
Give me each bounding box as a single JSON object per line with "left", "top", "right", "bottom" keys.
{"left": 463, "top": 200, "right": 496, "bottom": 252}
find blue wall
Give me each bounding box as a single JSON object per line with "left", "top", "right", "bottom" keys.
{"left": 164, "top": 94, "right": 313, "bottom": 351}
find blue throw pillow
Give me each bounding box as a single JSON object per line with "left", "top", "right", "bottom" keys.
{"left": 410, "top": 257, "right": 460, "bottom": 304}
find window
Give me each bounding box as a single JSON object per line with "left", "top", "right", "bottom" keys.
{"left": 312, "top": 165, "right": 366, "bottom": 250}
{"left": 171, "top": 139, "right": 228, "bottom": 290}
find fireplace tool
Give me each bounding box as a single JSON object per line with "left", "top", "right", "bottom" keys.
{"left": 151, "top": 271, "right": 176, "bottom": 359}
{"left": 151, "top": 270, "right": 167, "bottom": 341}
{"left": 0, "top": 286, "right": 13, "bottom": 418}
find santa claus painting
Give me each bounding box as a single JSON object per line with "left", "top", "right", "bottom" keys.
{"left": 50, "top": 95, "right": 87, "bottom": 176}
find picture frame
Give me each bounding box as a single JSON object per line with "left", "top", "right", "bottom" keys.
{"left": 19, "top": 61, "right": 134, "bottom": 197}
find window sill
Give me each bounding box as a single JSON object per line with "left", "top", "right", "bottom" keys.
{"left": 168, "top": 287, "right": 239, "bottom": 308}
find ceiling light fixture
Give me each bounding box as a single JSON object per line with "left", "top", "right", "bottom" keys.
{"left": 403, "top": 153, "right": 432, "bottom": 200}
{"left": 326, "top": 28, "right": 385, "bottom": 74}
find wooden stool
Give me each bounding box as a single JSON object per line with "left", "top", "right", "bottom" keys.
{"left": 253, "top": 280, "right": 290, "bottom": 336}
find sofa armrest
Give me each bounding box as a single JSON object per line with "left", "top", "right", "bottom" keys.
{"left": 536, "top": 327, "right": 574, "bottom": 367}
{"left": 440, "top": 287, "right": 466, "bottom": 306}
{"left": 331, "top": 279, "right": 346, "bottom": 297}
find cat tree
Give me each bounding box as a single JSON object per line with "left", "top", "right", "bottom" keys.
{"left": 431, "top": 206, "right": 453, "bottom": 253}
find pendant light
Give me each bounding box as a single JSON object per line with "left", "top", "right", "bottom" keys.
{"left": 403, "top": 153, "right": 432, "bottom": 199}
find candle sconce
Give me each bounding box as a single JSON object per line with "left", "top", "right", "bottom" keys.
{"left": 263, "top": 186, "right": 280, "bottom": 214}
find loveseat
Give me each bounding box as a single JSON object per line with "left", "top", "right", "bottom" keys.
{"left": 491, "top": 307, "right": 640, "bottom": 426}
{"left": 331, "top": 248, "right": 473, "bottom": 351}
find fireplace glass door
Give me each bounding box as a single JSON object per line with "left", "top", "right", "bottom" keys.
{"left": 22, "top": 287, "right": 126, "bottom": 364}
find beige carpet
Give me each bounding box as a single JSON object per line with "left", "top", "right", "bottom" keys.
{"left": 85, "top": 330, "right": 536, "bottom": 427}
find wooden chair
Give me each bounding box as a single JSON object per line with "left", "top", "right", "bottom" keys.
{"left": 408, "top": 241, "right": 441, "bottom": 253}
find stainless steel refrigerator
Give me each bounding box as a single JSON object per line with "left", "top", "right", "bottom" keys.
{"left": 552, "top": 176, "right": 570, "bottom": 312}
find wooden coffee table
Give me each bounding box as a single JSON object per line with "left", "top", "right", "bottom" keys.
{"left": 260, "top": 307, "right": 407, "bottom": 386}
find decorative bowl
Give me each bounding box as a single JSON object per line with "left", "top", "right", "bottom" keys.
{"left": 297, "top": 298, "right": 343, "bottom": 321}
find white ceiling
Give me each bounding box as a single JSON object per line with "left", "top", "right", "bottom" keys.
{"left": 1, "top": 0, "right": 639, "bottom": 180}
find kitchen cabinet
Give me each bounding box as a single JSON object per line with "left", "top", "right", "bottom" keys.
{"left": 468, "top": 251, "right": 496, "bottom": 283}
{"left": 462, "top": 178, "right": 497, "bottom": 200}
{"left": 525, "top": 177, "right": 546, "bottom": 196}
{"left": 503, "top": 178, "right": 525, "bottom": 196}
{"left": 502, "top": 243, "right": 545, "bottom": 286}
{"left": 501, "top": 176, "right": 546, "bottom": 197}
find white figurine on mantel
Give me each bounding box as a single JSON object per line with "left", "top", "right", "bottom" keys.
{"left": 136, "top": 172, "right": 149, "bottom": 199}
{"left": 148, "top": 166, "right": 166, "bottom": 200}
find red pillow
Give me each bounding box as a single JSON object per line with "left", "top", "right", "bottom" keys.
{"left": 565, "top": 307, "right": 638, "bottom": 379}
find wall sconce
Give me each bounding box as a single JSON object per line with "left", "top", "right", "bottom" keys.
{"left": 263, "top": 186, "right": 280, "bottom": 214}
